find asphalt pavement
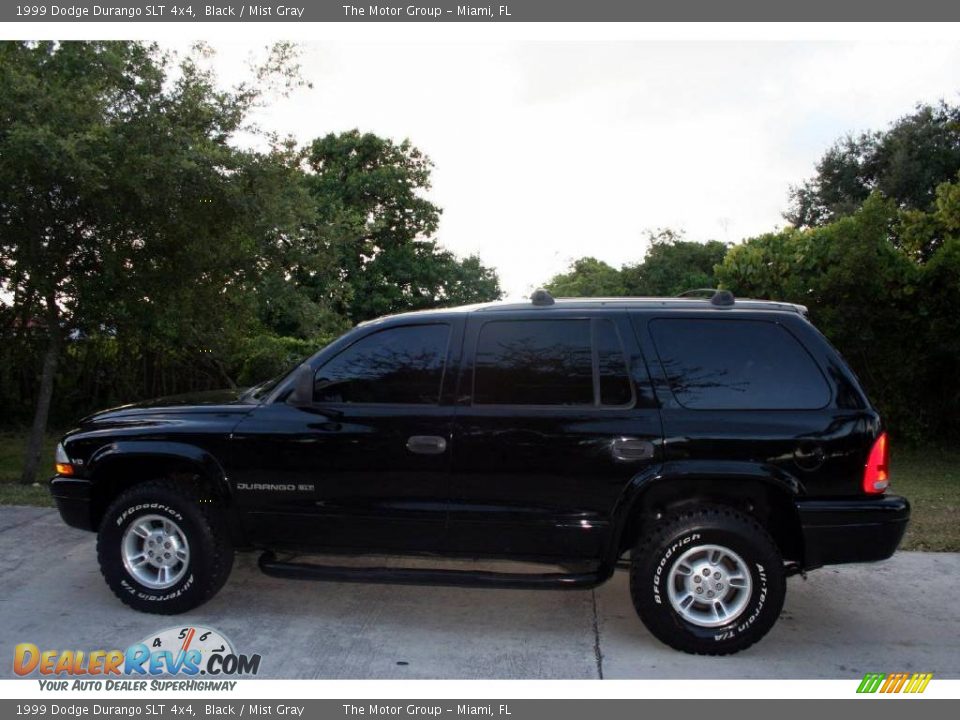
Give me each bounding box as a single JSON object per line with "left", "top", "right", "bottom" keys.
{"left": 1, "top": 506, "right": 956, "bottom": 679}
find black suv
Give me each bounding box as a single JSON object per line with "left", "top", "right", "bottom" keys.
{"left": 50, "top": 290, "right": 909, "bottom": 654}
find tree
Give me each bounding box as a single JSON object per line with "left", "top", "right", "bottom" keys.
{"left": 718, "top": 195, "right": 928, "bottom": 439}
{"left": 294, "top": 130, "right": 501, "bottom": 323}
{"left": 545, "top": 257, "right": 626, "bottom": 297}
{"left": 621, "top": 231, "right": 728, "bottom": 296}
{"left": 0, "top": 41, "right": 306, "bottom": 484}
{"left": 544, "top": 233, "right": 728, "bottom": 300}
{"left": 786, "top": 101, "right": 960, "bottom": 228}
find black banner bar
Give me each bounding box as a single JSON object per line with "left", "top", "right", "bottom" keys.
{"left": 0, "top": 700, "right": 958, "bottom": 720}
{"left": 3, "top": 0, "right": 960, "bottom": 23}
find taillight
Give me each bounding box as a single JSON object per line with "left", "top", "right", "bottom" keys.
{"left": 863, "top": 432, "right": 889, "bottom": 494}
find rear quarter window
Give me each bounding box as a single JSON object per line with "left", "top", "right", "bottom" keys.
{"left": 649, "top": 318, "right": 831, "bottom": 410}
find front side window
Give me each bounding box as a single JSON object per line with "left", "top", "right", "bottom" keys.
{"left": 649, "top": 318, "right": 831, "bottom": 410}
{"left": 314, "top": 324, "right": 450, "bottom": 404}
{"left": 473, "top": 318, "right": 633, "bottom": 407}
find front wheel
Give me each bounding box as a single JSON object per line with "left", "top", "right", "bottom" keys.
{"left": 97, "top": 480, "right": 233, "bottom": 614}
{"left": 629, "top": 506, "right": 786, "bottom": 655}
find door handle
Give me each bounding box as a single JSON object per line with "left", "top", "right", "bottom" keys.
{"left": 406, "top": 435, "right": 447, "bottom": 455}
{"left": 611, "top": 437, "right": 655, "bottom": 462}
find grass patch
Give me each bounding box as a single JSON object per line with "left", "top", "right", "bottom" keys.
{"left": 891, "top": 448, "right": 959, "bottom": 552}
{"left": 0, "top": 432, "right": 57, "bottom": 508}
{"left": 0, "top": 432, "right": 956, "bottom": 551}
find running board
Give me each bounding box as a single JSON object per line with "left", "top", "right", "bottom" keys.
{"left": 258, "top": 552, "right": 606, "bottom": 590}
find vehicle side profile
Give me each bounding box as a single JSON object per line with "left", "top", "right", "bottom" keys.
{"left": 50, "top": 290, "right": 909, "bottom": 654}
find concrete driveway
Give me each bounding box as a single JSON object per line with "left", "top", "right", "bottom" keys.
{"left": 1, "top": 506, "right": 956, "bottom": 679}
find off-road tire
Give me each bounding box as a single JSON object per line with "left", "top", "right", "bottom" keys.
{"left": 97, "top": 480, "right": 233, "bottom": 614}
{"left": 629, "top": 505, "right": 786, "bottom": 655}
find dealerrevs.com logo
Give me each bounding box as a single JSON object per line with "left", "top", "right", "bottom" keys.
{"left": 13, "top": 626, "right": 261, "bottom": 690}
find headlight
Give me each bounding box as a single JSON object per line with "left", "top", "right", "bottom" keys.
{"left": 54, "top": 444, "right": 74, "bottom": 476}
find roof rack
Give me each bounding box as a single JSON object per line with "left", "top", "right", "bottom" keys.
{"left": 530, "top": 288, "right": 555, "bottom": 306}
{"left": 677, "top": 288, "right": 735, "bottom": 307}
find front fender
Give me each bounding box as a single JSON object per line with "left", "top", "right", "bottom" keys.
{"left": 86, "top": 440, "right": 231, "bottom": 499}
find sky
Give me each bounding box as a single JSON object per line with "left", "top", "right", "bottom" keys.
{"left": 196, "top": 40, "right": 960, "bottom": 298}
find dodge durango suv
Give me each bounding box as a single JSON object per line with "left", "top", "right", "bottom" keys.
{"left": 50, "top": 290, "right": 909, "bottom": 654}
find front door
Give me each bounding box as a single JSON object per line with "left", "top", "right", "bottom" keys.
{"left": 447, "top": 310, "right": 663, "bottom": 561}
{"left": 229, "top": 320, "right": 461, "bottom": 554}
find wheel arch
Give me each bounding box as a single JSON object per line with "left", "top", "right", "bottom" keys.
{"left": 86, "top": 441, "right": 232, "bottom": 532}
{"left": 608, "top": 461, "right": 806, "bottom": 566}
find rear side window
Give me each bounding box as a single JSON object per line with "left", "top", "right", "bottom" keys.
{"left": 649, "top": 319, "right": 830, "bottom": 410}
{"left": 314, "top": 324, "right": 450, "bottom": 404}
{"left": 473, "top": 318, "right": 633, "bottom": 407}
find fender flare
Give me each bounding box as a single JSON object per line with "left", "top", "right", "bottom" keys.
{"left": 86, "top": 440, "right": 231, "bottom": 500}
{"left": 604, "top": 460, "right": 804, "bottom": 565}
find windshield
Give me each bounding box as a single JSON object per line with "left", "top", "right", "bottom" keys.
{"left": 240, "top": 365, "right": 300, "bottom": 402}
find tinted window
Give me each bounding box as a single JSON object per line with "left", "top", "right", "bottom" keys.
{"left": 650, "top": 319, "right": 830, "bottom": 410}
{"left": 474, "top": 319, "right": 594, "bottom": 406}
{"left": 596, "top": 320, "right": 633, "bottom": 406}
{"left": 314, "top": 324, "right": 449, "bottom": 404}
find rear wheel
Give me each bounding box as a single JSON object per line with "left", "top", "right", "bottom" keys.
{"left": 97, "top": 480, "right": 233, "bottom": 614}
{"left": 629, "top": 505, "right": 786, "bottom": 655}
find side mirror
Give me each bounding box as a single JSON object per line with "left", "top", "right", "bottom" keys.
{"left": 287, "top": 363, "right": 314, "bottom": 406}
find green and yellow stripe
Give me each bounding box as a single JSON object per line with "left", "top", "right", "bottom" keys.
{"left": 857, "top": 672, "right": 933, "bottom": 694}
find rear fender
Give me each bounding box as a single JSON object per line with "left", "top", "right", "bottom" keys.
{"left": 605, "top": 460, "right": 805, "bottom": 565}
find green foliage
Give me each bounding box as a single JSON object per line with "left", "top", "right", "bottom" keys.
{"left": 718, "top": 189, "right": 960, "bottom": 442}
{"left": 786, "top": 101, "right": 960, "bottom": 228}
{"left": 545, "top": 257, "right": 626, "bottom": 297}
{"left": 622, "top": 231, "right": 728, "bottom": 296}
{"left": 294, "top": 130, "right": 502, "bottom": 323}
{"left": 232, "top": 334, "right": 334, "bottom": 388}
{"left": 545, "top": 233, "right": 728, "bottom": 299}
{"left": 0, "top": 42, "right": 502, "bottom": 438}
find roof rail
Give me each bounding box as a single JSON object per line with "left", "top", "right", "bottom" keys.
{"left": 530, "top": 288, "right": 555, "bottom": 306}
{"left": 677, "top": 288, "right": 719, "bottom": 298}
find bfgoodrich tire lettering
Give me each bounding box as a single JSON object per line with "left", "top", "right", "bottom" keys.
{"left": 97, "top": 480, "right": 233, "bottom": 614}
{"left": 630, "top": 506, "right": 786, "bottom": 655}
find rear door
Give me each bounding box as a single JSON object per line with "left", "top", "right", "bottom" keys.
{"left": 447, "top": 310, "right": 663, "bottom": 560}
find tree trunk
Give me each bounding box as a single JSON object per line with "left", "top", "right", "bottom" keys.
{"left": 20, "top": 296, "right": 61, "bottom": 485}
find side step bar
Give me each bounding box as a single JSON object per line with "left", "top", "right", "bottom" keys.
{"left": 258, "top": 552, "right": 607, "bottom": 590}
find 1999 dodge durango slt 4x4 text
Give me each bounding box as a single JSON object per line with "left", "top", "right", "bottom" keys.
{"left": 50, "top": 290, "right": 909, "bottom": 654}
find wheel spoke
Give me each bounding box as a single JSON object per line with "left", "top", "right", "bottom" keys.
{"left": 122, "top": 513, "right": 190, "bottom": 590}
{"left": 666, "top": 543, "right": 753, "bottom": 628}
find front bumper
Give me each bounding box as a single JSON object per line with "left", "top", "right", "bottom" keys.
{"left": 797, "top": 494, "right": 910, "bottom": 569}
{"left": 49, "top": 475, "right": 96, "bottom": 531}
